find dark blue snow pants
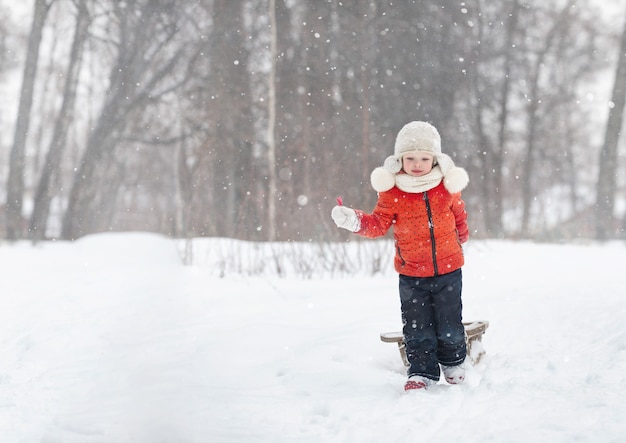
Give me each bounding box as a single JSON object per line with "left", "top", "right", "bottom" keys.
{"left": 399, "top": 269, "right": 466, "bottom": 381}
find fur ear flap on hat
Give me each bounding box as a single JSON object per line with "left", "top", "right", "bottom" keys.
{"left": 370, "top": 154, "right": 402, "bottom": 192}
{"left": 435, "top": 153, "right": 469, "bottom": 194}
{"left": 371, "top": 166, "right": 396, "bottom": 193}
{"left": 442, "top": 165, "right": 469, "bottom": 194}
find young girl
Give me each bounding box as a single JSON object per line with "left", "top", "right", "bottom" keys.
{"left": 331, "top": 121, "right": 470, "bottom": 391}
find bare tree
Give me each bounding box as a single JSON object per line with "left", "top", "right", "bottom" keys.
{"left": 465, "top": 0, "right": 520, "bottom": 238}
{"left": 492, "top": 0, "right": 521, "bottom": 237}
{"left": 596, "top": 4, "right": 626, "bottom": 240}
{"left": 519, "top": 0, "right": 575, "bottom": 237}
{"left": 267, "top": 0, "right": 278, "bottom": 241}
{"left": 193, "top": 0, "right": 257, "bottom": 239}
{"left": 61, "top": 0, "right": 198, "bottom": 239}
{"left": 5, "top": 0, "right": 53, "bottom": 240}
{"left": 29, "top": 0, "right": 90, "bottom": 241}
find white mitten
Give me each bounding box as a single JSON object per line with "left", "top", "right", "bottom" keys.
{"left": 331, "top": 205, "right": 360, "bottom": 232}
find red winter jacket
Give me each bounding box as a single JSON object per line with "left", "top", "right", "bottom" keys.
{"left": 355, "top": 181, "right": 469, "bottom": 277}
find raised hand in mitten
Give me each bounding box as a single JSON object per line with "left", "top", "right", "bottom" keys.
{"left": 331, "top": 205, "right": 360, "bottom": 232}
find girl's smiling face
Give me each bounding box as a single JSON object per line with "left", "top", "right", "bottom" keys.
{"left": 402, "top": 153, "right": 435, "bottom": 177}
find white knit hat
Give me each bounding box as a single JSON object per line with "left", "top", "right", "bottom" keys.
{"left": 370, "top": 121, "right": 469, "bottom": 193}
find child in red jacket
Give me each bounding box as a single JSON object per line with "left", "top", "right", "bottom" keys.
{"left": 331, "top": 121, "right": 470, "bottom": 391}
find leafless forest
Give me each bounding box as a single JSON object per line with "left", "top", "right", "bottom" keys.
{"left": 1, "top": 0, "right": 625, "bottom": 243}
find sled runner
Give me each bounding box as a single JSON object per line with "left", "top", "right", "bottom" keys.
{"left": 380, "top": 320, "right": 489, "bottom": 367}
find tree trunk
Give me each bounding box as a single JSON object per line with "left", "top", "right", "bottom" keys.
{"left": 492, "top": 0, "right": 520, "bottom": 237}
{"left": 267, "top": 0, "right": 278, "bottom": 241}
{"left": 201, "top": 0, "right": 255, "bottom": 239}
{"left": 30, "top": 0, "right": 90, "bottom": 241}
{"left": 595, "top": 4, "right": 626, "bottom": 239}
{"left": 471, "top": 0, "right": 494, "bottom": 237}
{"left": 520, "top": 1, "right": 573, "bottom": 236}
{"left": 5, "top": 0, "right": 52, "bottom": 240}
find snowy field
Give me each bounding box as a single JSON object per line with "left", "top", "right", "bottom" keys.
{"left": 1, "top": 233, "right": 625, "bottom": 442}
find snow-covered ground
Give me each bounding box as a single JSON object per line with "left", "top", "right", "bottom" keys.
{"left": 0, "top": 233, "right": 625, "bottom": 442}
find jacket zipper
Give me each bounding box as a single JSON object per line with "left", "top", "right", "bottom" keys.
{"left": 423, "top": 192, "right": 438, "bottom": 276}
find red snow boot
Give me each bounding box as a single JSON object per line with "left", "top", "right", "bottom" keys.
{"left": 404, "top": 376, "right": 433, "bottom": 391}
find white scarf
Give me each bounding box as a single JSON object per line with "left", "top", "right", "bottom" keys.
{"left": 394, "top": 165, "right": 443, "bottom": 194}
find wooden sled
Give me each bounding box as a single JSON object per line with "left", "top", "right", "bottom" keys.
{"left": 380, "top": 320, "right": 489, "bottom": 367}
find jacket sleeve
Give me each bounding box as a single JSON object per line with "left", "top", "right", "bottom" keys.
{"left": 451, "top": 193, "right": 469, "bottom": 243}
{"left": 354, "top": 192, "right": 395, "bottom": 239}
